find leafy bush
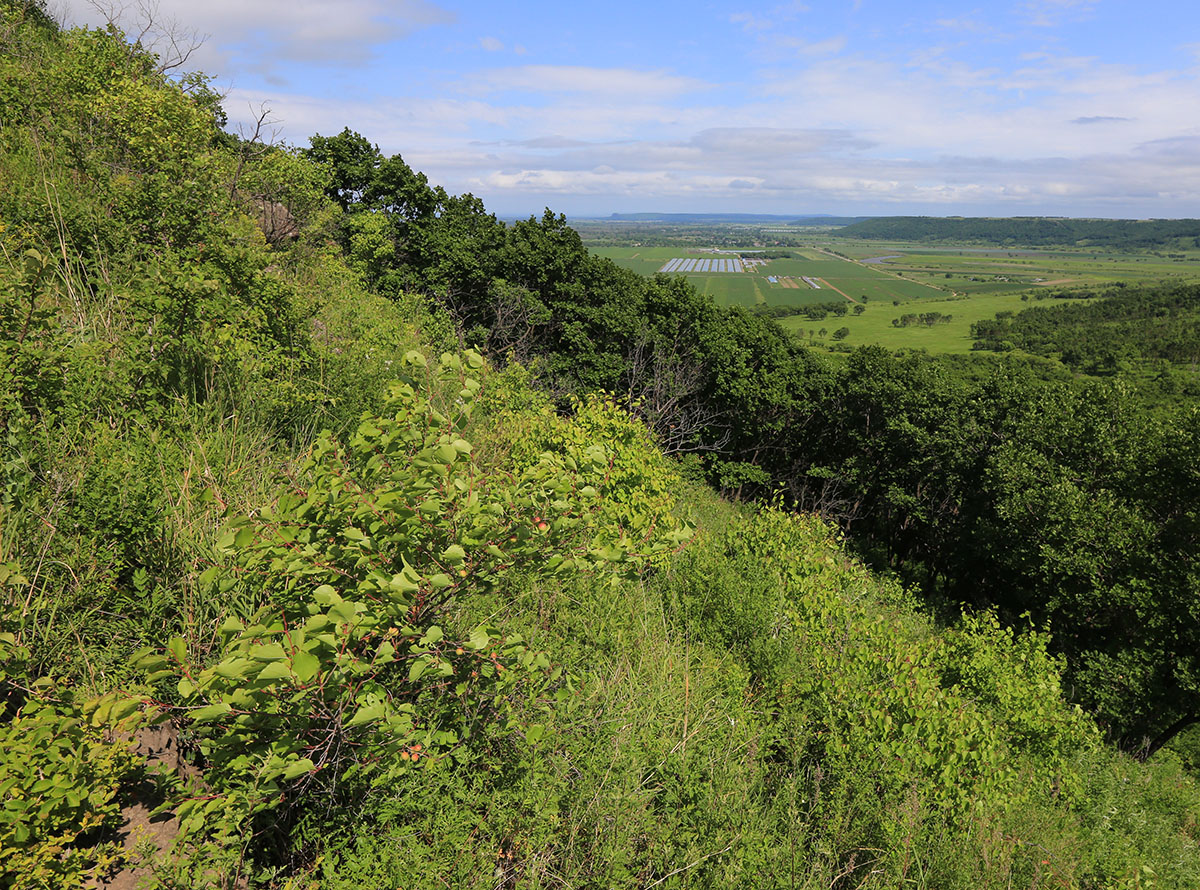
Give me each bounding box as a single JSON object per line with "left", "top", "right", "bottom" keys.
{"left": 133, "top": 350, "right": 689, "bottom": 862}
{"left": 0, "top": 634, "right": 145, "bottom": 889}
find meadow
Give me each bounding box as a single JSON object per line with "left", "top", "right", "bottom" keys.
{"left": 778, "top": 290, "right": 1044, "bottom": 353}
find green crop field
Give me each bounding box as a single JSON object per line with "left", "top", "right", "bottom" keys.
{"left": 592, "top": 246, "right": 943, "bottom": 308}
{"left": 588, "top": 235, "right": 1200, "bottom": 353}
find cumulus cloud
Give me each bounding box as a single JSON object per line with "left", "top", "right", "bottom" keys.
{"left": 459, "top": 65, "right": 707, "bottom": 97}
{"left": 55, "top": 0, "right": 454, "bottom": 68}
{"left": 1021, "top": 0, "right": 1098, "bottom": 28}
{"left": 1072, "top": 115, "right": 1132, "bottom": 124}
{"left": 688, "top": 127, "right": 873, "bottom": 157}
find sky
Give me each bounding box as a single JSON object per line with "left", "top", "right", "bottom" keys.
{"left": 54, "top": 0, "right": 1200, "bottom": 219}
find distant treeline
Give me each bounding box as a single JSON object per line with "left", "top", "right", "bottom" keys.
{"left": 787, "top": 216, "right": 870, "bottom": 227}
{"left": 972, "top": 283, "right": 1200, "bottom": 371}
{"left": 753, "top": 300, "right": 856, "bottom": 321}
{"left": 839, "top": 216, "right": 1200, "bottom": 249}
{"left": 893, "top": 311, "right": 952, "bottom": 327}
{"left": 740, "top": 249, "right": 793, "bottom": 259}
{"left": 606, "top": 212, "right": 808, "bottom": 223}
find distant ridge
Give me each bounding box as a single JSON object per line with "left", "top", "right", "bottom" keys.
{"left": 597, "top": 212, "right": 865, "bottom": 225}
{"left": 838, "top": 216, "right": 1200, "bottom": 247}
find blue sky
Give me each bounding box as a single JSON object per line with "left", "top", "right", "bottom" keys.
{"left": 59, "top": 1, "right": 1200, "bottom": 218}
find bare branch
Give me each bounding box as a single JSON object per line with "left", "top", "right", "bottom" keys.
{"left": 622, "top": 329, "right": 730, "bottom": 456}
{"left": 86, "top": 0, "right": 208, "bottom": 75}
{"left": 228, "top": 102, "right": 280, "bottom": 199}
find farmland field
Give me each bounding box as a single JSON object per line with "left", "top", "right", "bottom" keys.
{"left": 585, "top": 231, "right": 1200, "bottom": 353}
{"left": 590, "top": 245, "right": 940, "bottom": 308}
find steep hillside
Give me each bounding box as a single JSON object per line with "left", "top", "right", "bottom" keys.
{"left": 1, "top": 6, "right": 1198, "bottom": 888}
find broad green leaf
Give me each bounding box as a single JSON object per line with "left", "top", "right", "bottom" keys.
{"left": 213, "top": 658, "right": 253, "bottom": 680}
{"left": 468, "top": 627, "right": 490, "bottom": 651}
{"left": 292, "top": 651, "right": 320, "bottom": 683}
{"left": 108, "top": 698, "right": 140, "bottom": 723}
{"left": 330, "top": 600, "right": 358, "bottom": 624}
{"left": 190, "top": 702, "right": 233, "bottom": 723}
{"left": 282, "top": 758, "right": 316, "bottom": 781}
{"left": 347, "top": 702, "right": 385, "bottom": 727}
{"left": 257, "top": 661, "right": 292, "bottom": 682}
{"left": 314, "top": 584, "right": 338, "bottom": 601}
{"left": 249, "top": 643, "right": 287, "bottom": 661}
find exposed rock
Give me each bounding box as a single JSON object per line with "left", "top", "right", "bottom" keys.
{"left": 252, "top": 197, "right": 300, "bottom": 244}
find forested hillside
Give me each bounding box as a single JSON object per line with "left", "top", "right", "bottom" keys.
{"left": 2, "top": 4, "right": 1199, "bottom": 888}
{"left": 838, "top": 216, "right": 1200, "bottom": 249}
{"left": 972, "top": 283, "right": 1200, "bottom": 374}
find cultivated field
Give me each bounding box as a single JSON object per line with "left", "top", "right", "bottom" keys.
{"left": 588, "top": 235, "right": 1200, "bottom": 353}
{"left": 591, "top": 246, "right": 938, "bottom": 307}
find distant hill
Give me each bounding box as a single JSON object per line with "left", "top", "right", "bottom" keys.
{"left": 600, "top": 212, "right": 860, "bottom": 224}
{"left": 838, "top": 216, "right": 1200, "bottom": 248}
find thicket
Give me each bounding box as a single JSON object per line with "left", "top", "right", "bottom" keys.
{"left": 892, "top": 311, "right": 952, "bottom": 327}
{"left": 753, "top": 300, "right": 848, "bottom": 321}
{"left": 2, "top": 5, "right": 1199, "bottom": 887}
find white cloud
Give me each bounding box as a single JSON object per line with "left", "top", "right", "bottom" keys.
{"left": 479, "top": 36, "right": 504, "bottom": 52}
{"left": 459, "top": 65, "right": 707, "bottom": 98}
{"left": 730, "top": 11, "right": 773, "bottom": 32}
{"left": 55, "top": 0, "right": 454, "bottom": 69}
{"left": 688, "top": 128, "right": 872, "bottom": 157}
{"left": 933, "top": 14, "right": 995, "bottom": 34}
{"left": 1020, "top": 0, "right": 1098, "bottom": 28}
{"left": 769, "top": 35, "right": 848, "bottom": 56}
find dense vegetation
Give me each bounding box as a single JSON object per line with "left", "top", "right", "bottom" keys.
{"left": 753, "top": 300, "right": 854, "bottom": 321}
{"left": 2, "top": 4, "right": 1199, "bottom": 887}
{"left": 972, "top": 283, "right": 1200, "bottom": 375}
{"left": 892, "top": 311, "right": 952, "bottom": 327}
{"left": 295, "top": 127, "right": 1200, "bottom": 759}
{"left": 840, "top": 216, "right": 1200, "bottom": 249}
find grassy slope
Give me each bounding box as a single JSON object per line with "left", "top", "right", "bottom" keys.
{"left": 2, "top": 12, "right": 1199, "bottom": 888}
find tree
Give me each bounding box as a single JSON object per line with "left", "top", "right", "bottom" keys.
{"left": 305, "top": 127, "right": 381, "bottom": 211}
